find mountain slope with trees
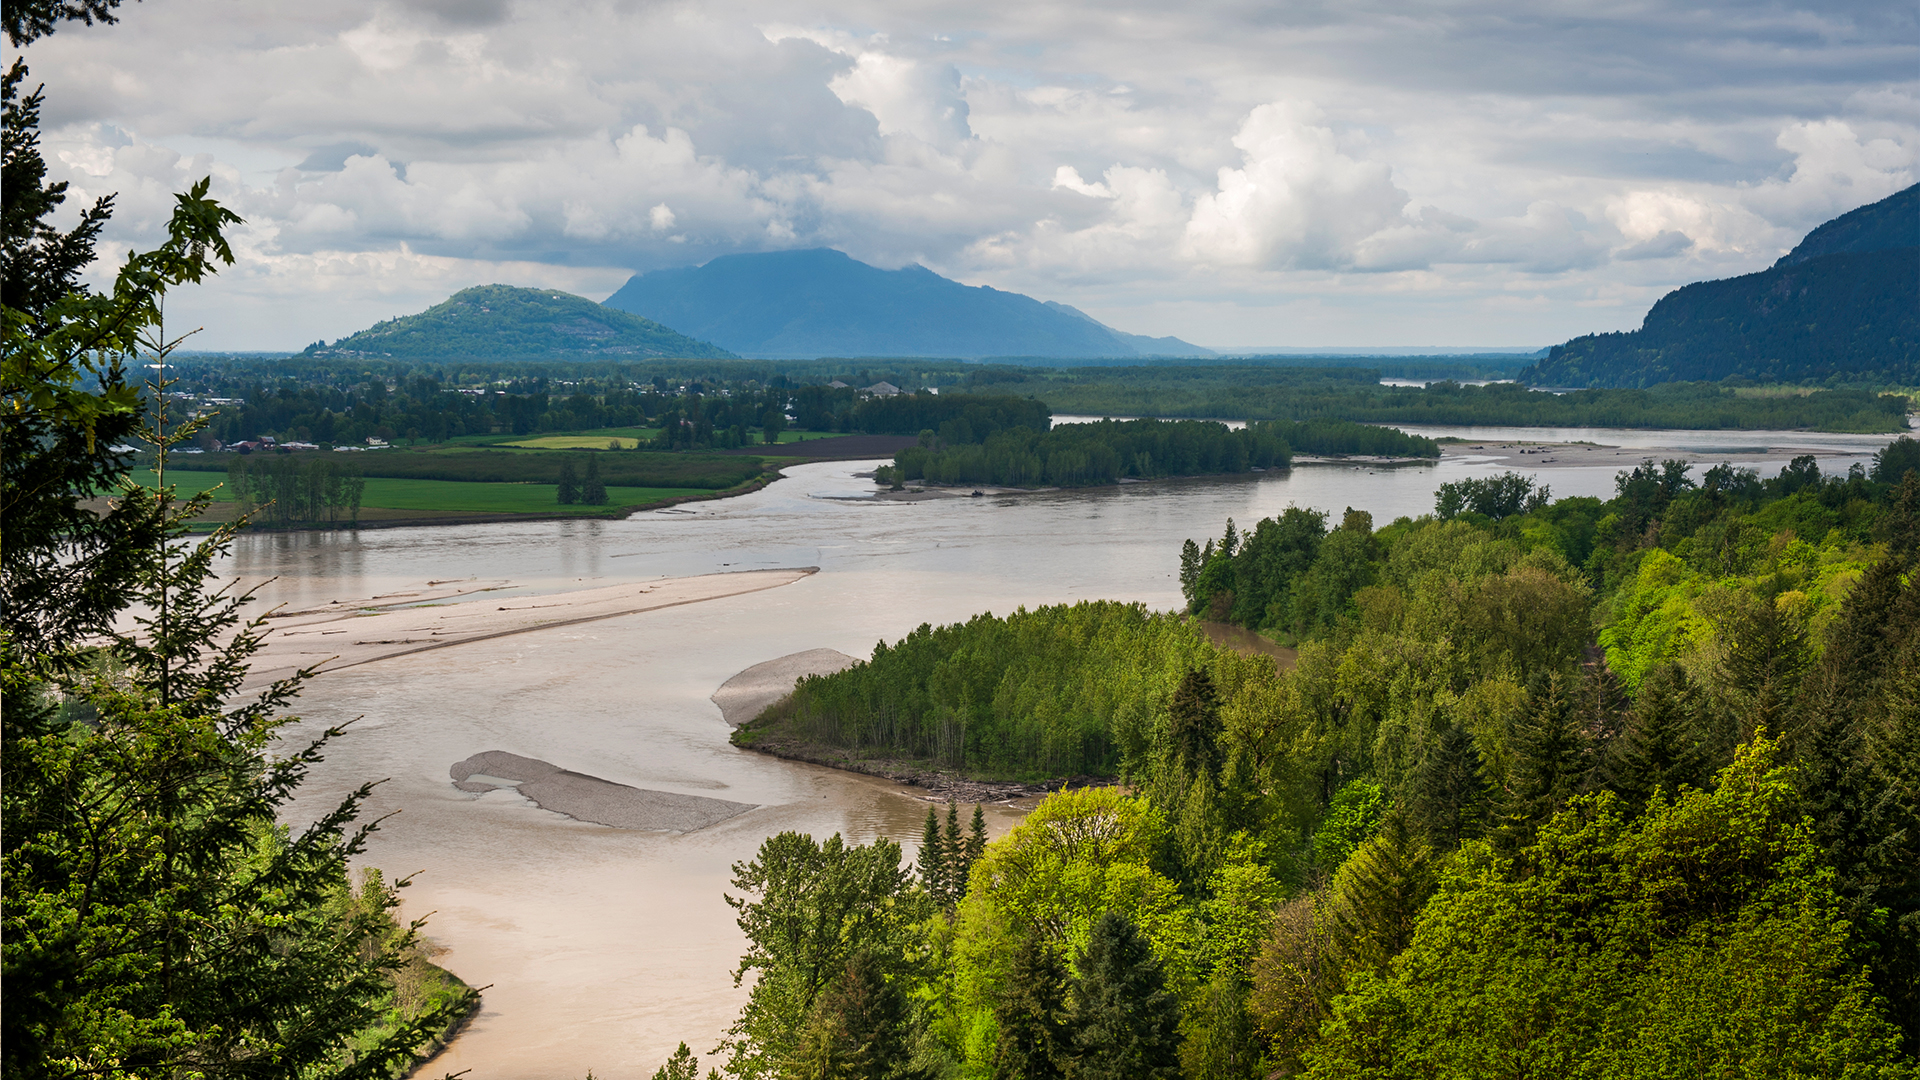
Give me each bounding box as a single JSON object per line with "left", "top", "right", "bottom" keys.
{"left": 1523, "top": 184, "right": 1919, "bottom": 387}
{"left": 308, "top": 283, "right": 735, "bottom": 360}
{"left": 603, "top": 248, "right": 1212, "bottom": 359}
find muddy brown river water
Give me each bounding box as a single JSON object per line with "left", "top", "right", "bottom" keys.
{"left": 235, "top": 433, "right": 1898, "bottom": 1077}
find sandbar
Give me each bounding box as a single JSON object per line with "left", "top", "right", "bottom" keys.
{"left": 1440, "top": 440, "right": 1875, "bottom": 470}
{"left": 712, "top": 648, "right": 861, "bottom": 726}
{"left": 243, "top": 568, "right": 817, "bottom": 690}
{"left": 449, "top": 750, "right": 755, "bottom": 832}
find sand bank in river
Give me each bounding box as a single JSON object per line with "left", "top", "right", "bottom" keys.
{"left": 1440, "top": 439, "right": 1877, "bottom": 470}
{"left": 711, "top": 648, "right": 861, "bottom": 726}
{"left": 244, "top": 567, "right": 817, "bottom": 690}
{"left": 449, "top": 751, "right": 755, "bottom": 833}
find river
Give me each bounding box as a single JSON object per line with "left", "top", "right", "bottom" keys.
{"left": 238, "top": 428, "right": 1900, "bottom": 1077}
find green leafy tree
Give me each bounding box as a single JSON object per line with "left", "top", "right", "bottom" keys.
{"left": 721, "top": 832, "right": 919, "bottom": 1080}
{"left": 557, "top": 456, "right": 579, "bottom": 503}
{"left": 1066, "top": 911, "right": 1182, "bottom": 1080}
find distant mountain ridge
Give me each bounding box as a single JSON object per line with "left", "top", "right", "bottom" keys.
{"left": 602, "top": 248, "right": 1214, "bottom": 360}
{"left": 308, "top": 284, "right": 734, "bottom": 361}
{"left": 1523, "top": 185, "right": 1919, "bottom": 388}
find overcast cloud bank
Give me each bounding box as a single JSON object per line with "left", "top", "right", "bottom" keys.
{"left": 12, "top": 0, "right": 1916, "bottom": 350}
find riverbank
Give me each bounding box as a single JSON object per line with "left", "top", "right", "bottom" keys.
{"left": 1438, "top": 437, "right": 1887, "bottom": 470}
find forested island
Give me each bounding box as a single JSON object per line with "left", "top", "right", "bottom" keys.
{"left": 715, "top": 440, "right": 1920, "bottom": 1078}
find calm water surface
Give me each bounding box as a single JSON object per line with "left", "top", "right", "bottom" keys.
{"left": 243, "top": 432, "right": 1899, "bottom": 1077}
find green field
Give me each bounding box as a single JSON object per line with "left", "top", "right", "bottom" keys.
{"left": 500, "top": 434, "right": 650, "bottom": 449}
{"left": 132, "top": 470, "right": 709, "bottom": 517}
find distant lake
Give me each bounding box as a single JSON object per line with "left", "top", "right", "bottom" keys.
{"left": 236, "top": 425, "right": 1903, "bottom": 1078}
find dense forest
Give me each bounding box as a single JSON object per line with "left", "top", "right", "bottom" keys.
{"left": 882, "top": 419, "right": 1291, "bottom": 489}
{"left": 711, "top": 440, "right": 1920, "bottom": 1079}
{"left": 877, "top": 417, "right": 1432, "bottom": 489}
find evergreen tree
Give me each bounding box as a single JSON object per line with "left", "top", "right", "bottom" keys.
{"left": 653, "top": 1041, "right": 702, "bottom": 1080}
{"left": 1497, "top": 674, "right": 1591, "bottom": 850}
{"left": 1167, "top": 667, "right": 1223, "bottom": 779}
{"left": 1790, "top": 476, "right": 1920, "bottom": 1046}
{"left": 1601, "top": 661, "right": 1709, "bottom": 811}
{"left": 782, "top": 950, "right": 912, "bottom": 1080}
{"left": 941, "top": 801, "right": 969, "bottom": 903}
{"left": 1181, "top": 970, "right": 1262, "bottom": 1080}
{"left": 919, "top": 805, "right": 948, "bottom": 908}
{"left": 582, "top": 452, "right": 608, "bottom": 505}
{"left": 990, "top": 929, "right": 1070, "bottom": 1080}
{"left": 967, "top": 803, "right": 988, "bottom": 870}
{"left": 1327, "top": 811, "right": 1437, "bottom": 977}
{"left": 1066, "top": 912, "right": 1181, "bottom": 1080}
{"left": 1408, "top": 721, "right": 1492, "bottom": 850}
{"left": 557, "top": 456, "right": 579, "bottom": 504}
{"left": 3, "top": 9, "right": 473, "bottom": 1064}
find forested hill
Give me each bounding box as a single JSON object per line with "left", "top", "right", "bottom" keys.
{"left": 1523, "top": 183, "right": 1919, "bottom": 388}
{"left": 306, "top": 284, "right": 735, "bottom": 360}
{"left": 601, "top": 248, "right": 1213, "bottom": 360}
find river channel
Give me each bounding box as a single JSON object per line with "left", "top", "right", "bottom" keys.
{"left": 237, "top": 428, "right": 1900, "bottom": 1077}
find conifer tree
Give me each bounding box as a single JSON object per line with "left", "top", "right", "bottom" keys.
{"left": 1327, "top": 811, "right": 1437, "bottom": 976}
{"left": 652, "top": 1042, "right": 702, "bottom": 1080}
{"left": 1497, "top": 673, "right": 1591, "bottom": 850}
{"left": 1408, "top": 721, "right": 1491, "bottom": 849}
{"left": 919, "top": 805, "right": 948, "bottom": 908}
{"left": 1167, "top": 667, "right": 1223, "bottom": 779}
{"left": 942, "top": 801, "right": 964, "bottom": 902}
{"left": 1601, "top": 661, "right": 1708, "bottom": 811}
{"left": 1182, "top": 970, "right": 1261, "bottom": 1080}
{"left": 782, "top": 950, "right": 911, "bottom": 1080}
{"left": 1067, "top": 912, "right": 1181, "bottom": 1080}
{"left": 991, "top": 929, "right": 1070, "bottom": 1080}
{"left": 557, "top": 457, "right": 579, "bottom": 504}
{"left": 582, "top": 452, "right": 608, "bottom": 505}
{"left": 966, "top": 803, "right": 987, "bottom": 873}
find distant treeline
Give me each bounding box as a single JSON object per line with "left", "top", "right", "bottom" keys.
{"left": 185, "top": 449, "right": 764, "bottom": 490}
{"left": 1015, "top": 372, "right": 1910, "bottom": 433}
{"left": 156, "top": 354, "right": 1053, "bottom": 452}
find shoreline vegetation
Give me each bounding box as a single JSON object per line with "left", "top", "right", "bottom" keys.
{"left": 117, "top": 354, "right": 1911, "bottom": 531}
{"left": 677, "top": 445, "right": 1920, "bottom": 1080}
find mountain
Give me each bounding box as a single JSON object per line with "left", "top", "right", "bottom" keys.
{"left": 601, "top": 248, "right": 1213, "bottom": 360}
{"left": 308, "top": 284, "right": 734, "bottom": 360}
{"left": 1521, "top": 184, "right": 1918, "bottom": 388}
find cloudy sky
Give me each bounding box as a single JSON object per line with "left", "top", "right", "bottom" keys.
{"left": 11, "top": 0, "right": 1916, "bottom": 351}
